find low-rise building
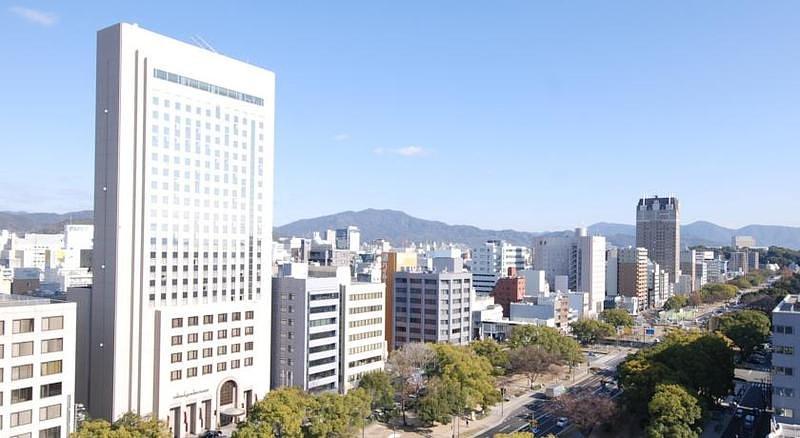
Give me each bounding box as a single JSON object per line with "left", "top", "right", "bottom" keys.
{"left": 771, "top": 295, "right": 800, "bottom": 434}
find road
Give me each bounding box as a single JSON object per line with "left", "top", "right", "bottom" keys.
{"left": 475, "top": 349, "right": 630, "bottom": 437}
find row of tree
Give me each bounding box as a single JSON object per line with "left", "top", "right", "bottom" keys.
{"left": 663, "top": 283, "right": 740, "bottom": 311}
{"left": 569, "top": 308, "right": 634, "bottom": 345}
{"left": 72, "top": 412, "right": 171, "bottom": 437}
{"left": 617, "top": 330, "right": 735, "bottom": 437}
{"left": 740, "top": 272, "right": 800, "bottom": 312}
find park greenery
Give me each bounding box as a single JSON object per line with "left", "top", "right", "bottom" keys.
{"left": 600, "top": 308, "right": 634, "bottom": 329}
{"left": 617, "top": 330, "right": 734, "bottom": 437}
{"left": 569, "top": 319, "right": 614, "bottom": 345}
{"left": 763, "top": 246, "right": 800, "bottom": 267}
{"left": 72, "top": 412, "right": 171, "bottom": 437}
{"left": 663, "top": 295, "right": 688, "bottom": 311}
{"left": 741, "top": 273, "right": 800, "bottom": 312}
{"left": 716, "top": 309, "right": 771, "bottom": 357}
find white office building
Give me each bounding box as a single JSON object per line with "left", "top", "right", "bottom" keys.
{"left": 88, "top": 23, "right": 274, "bottom": 435}
{"left": 772, "top": 295, "right": 800, "bottom": 436}
{"left": 470, "top": 240, "right": 529, "bottom": 294}
{"left": 0, "top": 295, "right": 76, "bottom": 438}
{"left": 340, "top": 281, "right": 386, "bottom": 393}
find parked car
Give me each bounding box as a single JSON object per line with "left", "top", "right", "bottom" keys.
{"left": 556, "top": 417, "right": 569, "bottom": 428}
{"left": 546, "top": 385, "right": 566, "bottom": 399}
{"left": 744, "top": 414, "right": 755, "bottom": 429}
{"left": 735, "top": 408, "right": 744, "bottom": 418}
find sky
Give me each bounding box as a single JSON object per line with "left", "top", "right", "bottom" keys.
{"left": 1, "top": 1, "right": 799, "bottom": 231}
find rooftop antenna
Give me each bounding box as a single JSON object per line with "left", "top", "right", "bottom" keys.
{"left": 194, "top": 34, "right": 218, "bottom": 54}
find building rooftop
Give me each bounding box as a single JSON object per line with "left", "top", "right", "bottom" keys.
{"left": 774, "top": 294, "right": 800, "bottom": 313}
{"left": 0, "top": 294, "right": 61, "bottom": 308}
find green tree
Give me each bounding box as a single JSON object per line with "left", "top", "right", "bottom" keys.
{"left": 717, "top": 310, "right": 771, "bottom": 357}
{"left": 470, "top": 338, "right": 509, "bottom": 374}
{"left": 508, "top": 325, "right": 582, "bottom": 365}
{"left": 699, "top": 284, "right": 737, "bottom": 303}
{"left": 428, "top": 344, "right": 500, "bottom": 414}
{"left": 72, "top": 412, "right": 171, "bottom": 438}
{"left": 570, "top": 319, "right": 615, "bottom": 345}
{"left": 600, "top": 308, "right": 634, "bottom": 329}
{"left": 646, "top": 384, "right": 702, "bottom": 438}
{"left": 233, "top": 387, "right": 308, "bottom": 438}
{"left": 663, "top": 295, "right": 688, "bottom": 311}
{"left": 386, "top": 342, "right": 436, "bottom": 425}
{"left": 358, "top": 370, "right": 395, "bottom": 412}
{"left": 305, "top": 389, "right": 371, "bottom": 437}
{"left": 417, "top": 376, "right": 462, "bottom": 425}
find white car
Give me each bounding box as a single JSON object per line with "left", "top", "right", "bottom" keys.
{"left": 556, "top": 417, "right": 569, "bottom": 428}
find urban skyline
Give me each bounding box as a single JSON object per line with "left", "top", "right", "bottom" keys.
{"left": 3, "top": 2, "right": 800, "bottom": 230}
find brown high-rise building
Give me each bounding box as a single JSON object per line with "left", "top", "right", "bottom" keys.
{"left": 617, "top": 247, "right": 649, "bottom": 311}
{"left": 491, "top": 268, "right": 526, "bottom": 317}
{"left": 636, "top": 196, "right": 680, "bottom": 283}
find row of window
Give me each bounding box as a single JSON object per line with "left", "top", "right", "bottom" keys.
{"left": 0, "top": 317, "right": 63, "bottom": 336}
{"left": 349, "top": 317, "right": 382, "bottom": 329}
{"left": 171, "top": 312, "right": 253, "bottom": 328}
{"left": 348, "top": 343, "right": 383, "bottom": 356}
{"left": 154, "top": 69, "right": 265, "bottom": 106}
{"left": 4, "top": 361, "right": 62, "bottom": 381}
{"left": 8, "top": 426, "right": 60, "bottom": 438}
{"left": 8, "top": 404, "right": 61, "bottom": 427}
{"left": 8, "top": 383, "right": 62, "bottom": 404}
{"left": 170, "top": 342, "right": 253, "bottom": 363}
{"left": 348, "top": 330, "right": 382, "bottom": 342}
{"left": 775, "top": 386, "right": 795, "bottom": 397}
{"left": 169, "top": 358, "right": 254, "bottom": 381}
{"left": 774, "top": 325, "right": 794, "bottom": 334}
{"left": 349, "top": 305, "right": 382, "bottom": 315}
{"left": 170, "top": 327, "right": 254, "bottom": 345}
{"left": 0, "top": 339, "right": 63, "bottom": 359}
{"left": 349, "top": 292, "right": 382, "bottom": 301}
{"left": 774, "top": 345, "right": 794, "bottom": 355}
{"left": 151, "top": 95, "right": 262, "bottom": 126}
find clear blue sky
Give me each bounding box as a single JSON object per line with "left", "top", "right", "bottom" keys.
{"left": 1, "top": 1, "right": 799, "bottom": 231}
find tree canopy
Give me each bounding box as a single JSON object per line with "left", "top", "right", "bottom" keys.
{"left": 717, "top": 310, "right": 771, "bottom": 357}
{"left": 72, "top": 412, "right": 171, "bottom": 438}
{"left": 663, "top": 295, "right": 688, "bottom": 311}
{"left": 507, "top": 325, "right": 582, "bottom": 365}
{"left": 570, "top": 319, "right": 614, "bottom": 345}
{"left": 646, "top": 384, "right": 702, "bottom": 438}
{"left": 600, "top": 308, "right": 634, "bottom": 328}
{"left": 470, "top": 338, "right": 510, "bottom": 374}
{"left": 509, "top": 345, "right": 561, "bottom": 388}
{"left": 357, "top": 370, "right": 395, "bottom": 412}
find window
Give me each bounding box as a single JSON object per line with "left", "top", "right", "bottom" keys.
{"left": 41, "top": 360, "right": 62, "bottom": 376}
{"left": 217, "top": 330, "right": 228, "bottom": 339}
{"left": 245, "top": 311, "right": 254, "bottom": 320}
{"left": 218, "top": 313, "right": 228, "bottom": 323}
{"left": 776, "top": 387, "right": 795, "bottom": 397}
{"left": 171, "top": 318, "right": 183, "bottom": 328}
{"left": 12, "top": 342, "right": 34, "bottom": 357}
{"left": 203, "top": 315, "right": 213, "bottom": 324}
{"left": 775, "top": 325, "right": 794, "bottom": 335}
{"left": 188, "top": 316, "right": 199, "bottom": 326}
{"left": 202, "top": 365, "right": 212, "bottom": 375}
{"left": 40, "top": 382, "right": 62, "bottom": 398}
{"left": 11, "top": 409, "right": 32, "bottom": 427}
{"left": 171, "top": 352, "right": 182, "bottom": 363}
{"left": 39, "top": 427, "right": 61, "bottom": 438}
{"left": 203, "top": 331, "right": 213, "bottom": 341}
{"left": 231, "top": 343, "right": 241, "bottom": 353}
{"left": 775, "top": 366, "right": 794, "bottom": 376}
{"left": 245, "top": 342, "right": 254, "bottom": 351}
{"left": 217, "top": 346, "right": 227, "bottom": 355}
{"left": 188, "top": 333, "right": 198, "bottom": 343}
{"left": 777, "top": 407, "right": 795, "bottom": 418}
{"left": 244, "top": 357, "right": 253, "bottom": 366}
{"left": 245, "top": 326, "right": 254, "bottom": 335}
{"left": 203, "top": 348, "right": 213, "bottom": 358}
{"left": 41, "top": 338, "right": 63, "bottom": 354}
{"left": 232, "top": 312, "right": 241, "bottom": 321}
{"left": 231, "top": 328, "right": 241, "bottom": 337}
{"left": 171, "top": 335, "right": 182, "bottom": 346}
{"left": 217, "top": 362, "right": 227, "bottom": 372}
{"left": 12, "top": 364, "right": 33, "bottom": 380}
{"left": 170, "top": 370, "right": 182, "bottom": 381}
{"left": 187, "top": 350, "right": 198, "bottom": 360}
{"left": 231, "top": 359, "right": 240, "bottom": 369}
{"left": 776, "top": 346, "right": 795, "bottom": 355}
{"left": 12, "top": 319, "right": 34, "bottom": 334}
{"left": 187, "top": 367, "right": 198, "bottom": 378}
{"left": 11, "top": 387, "right": 33, "bottom": 404}
{"left": 39, "top": 404, "right": 61, "bottom": 421}
{"left": 41, "top": 316, "right": 63, "bottom": 331}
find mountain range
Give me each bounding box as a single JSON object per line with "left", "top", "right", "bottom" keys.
{"left": 2, "top": 209, "right": 799, "bottom": 249}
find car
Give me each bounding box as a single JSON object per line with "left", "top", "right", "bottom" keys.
{"left": 200, "top": 431, "right": 224, "bottom": 438}
{"left": 744, "top": 414, "right": 755, "bottom": 429}
{"left": 735, "top": 408, "right": 744, "bottom": 418}
{"left": 556, "top": 417, "right": 569, "bottom": 428}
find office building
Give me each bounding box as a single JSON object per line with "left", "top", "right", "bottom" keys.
{"left": 519, "top": 269, "right": 548, "bottom": 297}
{"left": 470, "top": 240, "right": 528, "bottom": 294}
{"left": 732, "top": 235, "right": 757, "bottom": 249}
{"left": 636, "top": 196, "right": 680, "bottom": 282}
{"left": 570, "top": 229, "right": 606, "bottom": 316}
{"left": 0, "top": 294, "right": 77, "bottom": 438}
{"left": 335, "top": 226, "right": 361, "bottom": 252}
{"left": 533, "top": 233, "right": 573, "bottom": 287}
{"left": 491, "top": 269, "right": 526, "bottom": 317}
{"left": 606, "top": 249, "right": 618, "bottom": 297}
{"left": 88, "top": 23, "right": 274, "bottom": 434}
{"left": 680, "top": 249, "right": 698, "bottom": 294}
{"left": 617, "top": 247, "right": 649, "bottom": 311}
{"left": 393, "top": 259, "right": 472, "bottom": 349}
{"left": 730, "top": 251, "right": 750, "bottom": 274}
{"left": 382, "top": 251, "right": 417, "bottom": 352}
{"left": 340, "top": 281, "right": 386, "bottom": 393}
{"left": 772, "top": 295, "right": 800, "bottom": 434}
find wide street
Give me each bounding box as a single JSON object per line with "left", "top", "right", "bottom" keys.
{"left": 475, "top": 348, "right": 630, "bottom": 437}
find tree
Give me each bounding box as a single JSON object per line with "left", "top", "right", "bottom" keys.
{"left": 646, "top": 384, "right": 702, "bottom": 438}
{"left": 358, "top": 370, "right": 395, "bottom": 413}
{"left": 663, "top": 295, "right": 688, "bottom": 311}
{"left": 417, "top": 376, "right": 462, "bottom": 425}
{"left": 428, "top": 344, "right": 500, "bottom": 414}
{"left": 72, "top": 412, "right": 171, "bottom": 437}
{"left": 717, "top": 310, "right": 771, "bottom": 357}
{"left": 507, "top": 325, "right": 582, "bottom": 365}
{"left": 687, "top": 292, "right": 703, "bottom": 307}
{"left": 553, "top": 388, "right": 618, "bottom": 435}
{"left": 699, "top": 284, "right": 737, "bottom": 303}
{"left": 600, "top": 308, "right": 634, "bottom": 329}
{"left": 386, "top": 343, "right": 436, "bottom": 425}
{"left": 509, "top": 346, "right": 561, "bottom": 388}
{"left": 233, "top": 387, "right": 309, "bottom": 438}
{"left": 570, "top": 319, "right": 614, "bottom": 345}
{"left": 305, "top": 389, "right": 371, "bottom": 437}
{"left": 470, "top": 338, "right": 509, "bottom": 374}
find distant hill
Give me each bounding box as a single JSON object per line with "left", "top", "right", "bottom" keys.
{"left": 0, "top": 211, "right": 93, "bottom": 234}
{"left": 4, "top": 209, "right": 800, "bottom": 249}
{"left": 277, "top": 209, "right": 800, "bottom": 249}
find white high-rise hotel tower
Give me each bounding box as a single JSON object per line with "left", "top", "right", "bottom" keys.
{"left": 89, "top": 23, "right": 274, "bottom": 435}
